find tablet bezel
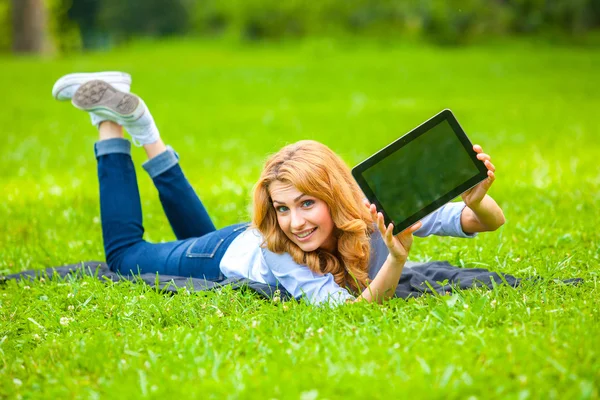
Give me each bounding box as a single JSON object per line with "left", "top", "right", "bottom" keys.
{"left": 351, "top": 109, "right": 488, "bottom": 235}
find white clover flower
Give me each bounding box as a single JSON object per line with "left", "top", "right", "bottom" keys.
{"left": 60, "top": 317, "right": 70, "bottom": 326}
{"left": 490, "top": 299, "right": 497, "bottom": 308}
{"left": 273, "top": 296, "right": 281, "bottom": 303}
{"left": 13, "top": 378, "right": 22, "bottom": 386}
{"left": 67, "top": 293, "right": 74, "bottom": 299}
{"left": 23, "top": 286, "right": 31, "bottom": 290}
{"left": 68, "top": 305, "right": 75, "bottom": 311}
{"left": 463, "top": 303, "right": 469, "bottom": 310}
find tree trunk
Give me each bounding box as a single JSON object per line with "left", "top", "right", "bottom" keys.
{"left": 12, "top": 0, "right": 48, "bottom": 53}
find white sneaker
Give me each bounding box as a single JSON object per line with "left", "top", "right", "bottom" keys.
{"left": 52, "top": 71, "right": 131, "bottom": 101}
{"left": 72, "top": 80, "right": 160, "bottom": 145}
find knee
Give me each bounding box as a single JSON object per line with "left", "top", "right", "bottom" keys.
{"left": 105, "top": 241, "right": 144, "bottom": 274}
{"left": 106, "top": 250, "right": 124, "bottom": 273}
{"left": 106, "top": 240, "right": 178, "bottom": 277}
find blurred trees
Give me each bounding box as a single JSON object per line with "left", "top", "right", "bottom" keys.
{"left": 1, "top": 0, "right": 599, "bottom": 53}
{"left": 11, "top": 0, "right": 48, "bottom": 53}
{"left": 195, "top": 0, "right": 600, "bottom": 43}
{"left": 67, "top": 0, "right": 103, "bottom": 49}
{"left": 99, "top": 0, "right": 193, "bottom": 38}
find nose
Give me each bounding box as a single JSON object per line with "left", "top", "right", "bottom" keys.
{"left": 290, "top": 209, "right": 305, "bottom": 231}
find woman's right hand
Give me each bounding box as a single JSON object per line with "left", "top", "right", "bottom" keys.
{"left": 367, "top": 201, "right": 422, "bottom": 265}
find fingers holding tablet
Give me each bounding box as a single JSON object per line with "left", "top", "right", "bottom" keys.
{"left": 369, "top": 204, "right": 387, "bottom": 232}
{"left": 474, "top": 144, "right": 496, "bottom": 171}
{"left": 369, "top": 202, "right": 422, "bottom": 263}
{"left": 484, "top": 160, "right": 496, "bottom": 172}
{"left": 473, "top": 144, "right": 497, "bottom": 184}
{"left": 369, "top": 203, "right": 390, "bottom": 234}
{"left": 384, "top": 219, "right": 422, "bottom": 264}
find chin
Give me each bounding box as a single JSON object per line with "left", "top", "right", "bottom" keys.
{"left": 298, "top": 242, "right": 321, "bottom": 252}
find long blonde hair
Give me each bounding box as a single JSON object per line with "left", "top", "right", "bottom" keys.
{"left": 251, "top": 140, "right": 374, "bottom": 293}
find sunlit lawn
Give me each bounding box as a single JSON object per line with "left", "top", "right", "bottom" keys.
{"left": 0, "top": 38, "right": 599, "bottom": 398}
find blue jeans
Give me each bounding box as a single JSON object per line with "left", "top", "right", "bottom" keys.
{"left": 95, "top": 138, "right": 248, "bottom": 280}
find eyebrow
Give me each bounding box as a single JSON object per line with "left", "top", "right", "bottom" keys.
{"left": 272, "top": 194, "right": 306, "bottom": 205}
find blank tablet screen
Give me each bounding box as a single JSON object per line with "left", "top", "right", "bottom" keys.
{"left": 361, "top": 120, "right": 480, "bottom": 225}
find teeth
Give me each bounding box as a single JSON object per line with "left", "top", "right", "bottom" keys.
{"left": 296, "top": 228, "right": 315, "bottom": 238}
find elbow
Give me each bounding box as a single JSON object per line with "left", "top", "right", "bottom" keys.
{"left": 487, "top": 212, "right": 506, "bottom": 232}
{"left": 498, "top": 213, "right": 506, "bottom": 228}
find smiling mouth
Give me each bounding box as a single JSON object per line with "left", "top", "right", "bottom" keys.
{"left": 294, "top": 227, "right": 317, "bottom": 239}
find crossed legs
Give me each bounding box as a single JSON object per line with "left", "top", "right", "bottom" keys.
{"left": 54, "top": 73, "right": 224, "bottom": 277}
{"left": 96, "top": 121, "right": 218, "bottom": 276}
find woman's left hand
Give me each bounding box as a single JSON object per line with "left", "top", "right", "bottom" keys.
{"left": 367, "top": 202, "right": 422, "bottom": 265}
{"left": 461, "top": 144, "right": 496, "bottom": 208}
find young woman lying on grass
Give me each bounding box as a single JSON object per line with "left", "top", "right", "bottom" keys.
{"left": 51, "top": 71, "right": 505, "bottom": 306}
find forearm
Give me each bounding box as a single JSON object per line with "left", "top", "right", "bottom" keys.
{"left": 461, "top": 195, "right": 505, "bottom": 233}
{"left": 355, "top": 256, "right": 405, "bottom": 303}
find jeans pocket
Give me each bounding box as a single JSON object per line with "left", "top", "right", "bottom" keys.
{"left": 184, "top": 223, "right": 249, "bottom": 258}
{"left": 185, "top": 235, "right": 225, "bottom": 258}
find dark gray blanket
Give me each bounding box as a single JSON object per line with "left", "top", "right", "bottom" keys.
{"left": 0, "top": 261, "right": 582, "bottom": 301}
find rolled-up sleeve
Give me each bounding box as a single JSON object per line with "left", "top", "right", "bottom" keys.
{"left": 414, "top": 201, "right": 477, "bottom": 238}
{"left": 261, "top": 248, "right": 355, "bottom": 306}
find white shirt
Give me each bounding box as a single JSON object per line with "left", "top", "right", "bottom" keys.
{"left": 219, "top": 228, "right": 277, "bottom": 285}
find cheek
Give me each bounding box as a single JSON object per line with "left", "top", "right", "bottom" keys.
{"left": 276, "top": 214, "right": 290, "bottom": 232}
{"left": 314, "top": 205, "right": 334, "bottom": 229}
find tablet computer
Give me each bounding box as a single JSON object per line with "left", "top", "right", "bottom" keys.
{"left": 351, "top": 109, "right": 488, "bottom": 235}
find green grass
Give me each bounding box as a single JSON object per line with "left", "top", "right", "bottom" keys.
{"left": 1, "top": 38, "right": 599, "bottom": 399}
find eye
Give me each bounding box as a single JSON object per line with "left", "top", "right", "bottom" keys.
{"left": 275, "top": 205, "right": 289, "bottom": 213}
{"left": 301, "top": 200, "right": 315, "bottom": 207}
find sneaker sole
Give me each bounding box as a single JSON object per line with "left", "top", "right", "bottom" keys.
{"left": 72, "top": 80, "right": 144, "bottom": 122}
{"left": 52, "top": 71, "right": 131, "bottom": 100}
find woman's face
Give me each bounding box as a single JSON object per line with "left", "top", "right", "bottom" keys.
{"left": 269, "top": 180, "right": 336, "bottom": 253}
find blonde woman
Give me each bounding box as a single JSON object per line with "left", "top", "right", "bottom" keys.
{"left": 52, "top": 72, "right": 505, "bottom": 306}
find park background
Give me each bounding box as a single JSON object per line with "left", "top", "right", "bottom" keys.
{"left": 1, "top": 0, "right": 599, "bottom": 398}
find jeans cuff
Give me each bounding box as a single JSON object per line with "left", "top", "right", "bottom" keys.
{"left": 94, "top": 138, "right": 131, "bottom": 158}
{"left": 142, "top": 145, "right": 180, "bottom": 178}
